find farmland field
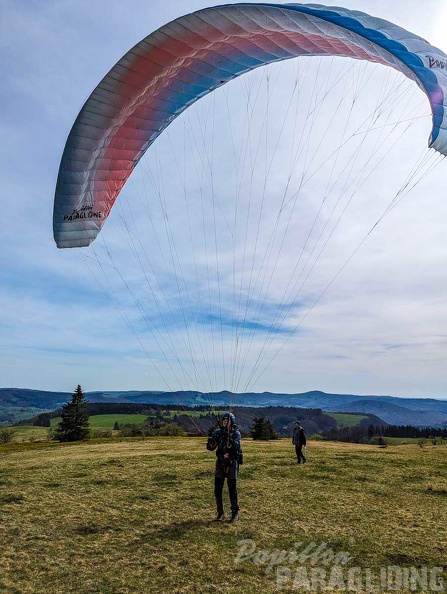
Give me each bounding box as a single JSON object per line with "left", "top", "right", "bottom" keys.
{"left": 4, "top": 414, "right": 152, "bottom": 443}
{"left": 324, "top": 413, "right": 368, "bottom": 427}
{"left": 5, "top": 425, "right": 49, "bottom": 442}
{"left": 0, "top": 438, "right": 446, "bottom": 593}
{"left": 50, "top": 414, "right": 150, "bottom": 430}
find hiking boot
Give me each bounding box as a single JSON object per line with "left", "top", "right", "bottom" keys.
{"left": 213, "top": 513, "right": 225, "bottom": 522}
{"left": 229, "top": 511, "right": 239, "bottom": 523}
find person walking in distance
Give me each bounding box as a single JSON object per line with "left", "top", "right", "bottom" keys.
{"left": 207, "top": 412, "right": 242, "bottom": 522}
{"left": 292, "top": 421, "right": 306, "bottom": 464}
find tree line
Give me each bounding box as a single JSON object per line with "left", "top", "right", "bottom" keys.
{"left": 322, "top": 423, "right": 447, "bottom": 443}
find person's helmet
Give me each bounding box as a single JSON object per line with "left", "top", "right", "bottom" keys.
{"left": 222, "top": 412, "right": 236, "bottom": 424}
{"left": 294, "top": 420, "right": 301, "bottom": 425}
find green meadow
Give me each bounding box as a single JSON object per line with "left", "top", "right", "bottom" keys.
{"left": 55, "top": 414, "right": 150, "bottom": 430}
{"left": 5, "top": 415, "right": 152, "bottom": 442}
{"left": 1, "top": 438, "right": 446, "bottom": 594}
{"left": 324, "top": 413, "right": 368, "bottom": 428}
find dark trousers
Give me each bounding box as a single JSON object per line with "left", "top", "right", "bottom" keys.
{"left": 295, "top": 444, "right": 306, "bottom": 463}
{"left": 214, "top": 476, "right": 239, "bottom": 513}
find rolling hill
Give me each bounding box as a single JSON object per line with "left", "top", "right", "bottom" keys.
{"left": 1, "top": 388, "right": 447, "bottom": 427}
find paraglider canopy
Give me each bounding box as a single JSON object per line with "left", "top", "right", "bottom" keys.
{"left": 53, "top": 3, "right": 447, "bottom": 248}
{"left": 52, "top": 4, "right": 447, "bottom": 398}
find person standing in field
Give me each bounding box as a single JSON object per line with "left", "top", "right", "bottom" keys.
{"left": 206, "top": 412, "right": 242, "bottom": 522}
{"left": 292, "top": 421, "right": 307, "bottom": 464}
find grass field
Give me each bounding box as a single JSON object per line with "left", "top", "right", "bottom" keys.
{"left": 325, "top": 413, "right": 368, "bottom": 428}
{"left": 5, "top": 415, "right": 152, "bottom": 443}
{"left": 50, "top": 414, "right": 150, "bottom": 430}
{"left": 5, "top": 425, "right": 49, "bottom": 442}
{"left": 0, "top": 438, "right": 446, "bottom": 594}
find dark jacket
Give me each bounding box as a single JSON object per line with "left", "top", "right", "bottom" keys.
{"left": 292, "top": 426, "right": 306, "bottom": 446}
{"left": 210, "top": 425, "right": 242, "bottom": 466}
{"left": 207, "top": 418, "right": 243, "bottom": 480}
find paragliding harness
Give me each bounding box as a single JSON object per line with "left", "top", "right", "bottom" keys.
{"left": 207, "top": 415, "right": 243, "bottom": 474}
{"left": 221, "top": 425, "right": 241, "bottom": 474}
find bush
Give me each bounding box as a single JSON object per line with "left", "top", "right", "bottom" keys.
{"left": 431, "top": 437, "right": 445, "bottom": 445}
{"left": 91, "top": 429, "right": 112, "bottom": 439}
{"left": 157, "top": 423, "right": 186, "bottom": 436}
{"left": 369, "top": 436, "right": 388, "bottom": 446}
{"left": 119, "top": 424, "right": 148, "bottom": 438}
{"left": 0, "top": 428, "right": 13, "bottom": 443}
{"left": 118, "top": 422, "right": 185, "bottom": 437}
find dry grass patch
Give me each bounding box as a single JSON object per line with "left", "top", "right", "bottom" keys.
{"left": 0, "top": 438, "right": 445, "bottom": 593}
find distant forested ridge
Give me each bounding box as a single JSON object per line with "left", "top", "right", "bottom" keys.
{"left": 2, "top": 388, "right": 447, "bottom": 427}
{"left": 11, "top": 400, "right": 447, "bottom": 441}
{"left": 19, "top": 403, "right": 336, "bottom": 437}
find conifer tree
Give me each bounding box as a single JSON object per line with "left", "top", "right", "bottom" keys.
{"left": 54, "top": 385, "right": 90, "bottom": 442}
{"left": 249, "top": 417, "right": 279, "bottom": 440}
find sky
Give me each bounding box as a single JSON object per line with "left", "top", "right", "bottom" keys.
{"left": 2, "top": 0, "right": 447, "bottom": 398}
